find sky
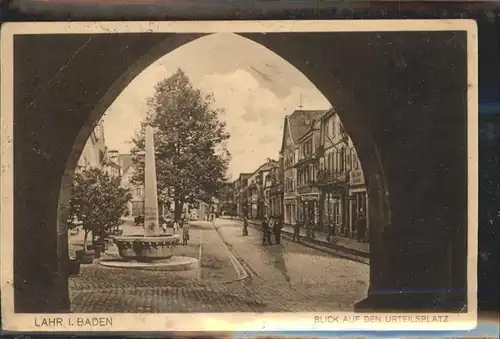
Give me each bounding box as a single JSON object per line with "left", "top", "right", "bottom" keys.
{"left": 102, "top": 33, "right": 330, "bottom": 180}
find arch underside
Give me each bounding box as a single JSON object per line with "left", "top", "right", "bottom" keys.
{"left": 13, "top": 31, "right": 468, "bottom": 312}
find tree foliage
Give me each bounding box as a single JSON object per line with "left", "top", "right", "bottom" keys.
{"left": 131, "top": 69, "right": 231, "bottom": 220}
{"left": 68, "top": 167, "right": 132, "bottom": 249}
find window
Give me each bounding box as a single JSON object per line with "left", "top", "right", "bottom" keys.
{"left": 339, "top": 148, "right": 345, "bottom": 173}
{"left": 334, "top": 151, "right": 339, "bottom": 173}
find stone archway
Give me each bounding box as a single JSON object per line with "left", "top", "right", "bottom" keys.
{"left": 13, "top": 30, "right": 469, "bottom": 313}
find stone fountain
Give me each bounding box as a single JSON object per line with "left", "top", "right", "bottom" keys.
{"left": 100, "top": 126, "right": 198, "bottom": 270}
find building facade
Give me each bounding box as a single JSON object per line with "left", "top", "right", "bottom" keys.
{"left": 118, "top": 154, "right": 144, "bottom": 217}
{"left": 218, "top": 182, "right": 235, "bottom": 215}
{"left": 234, "top": 173, "right": 251, "bottom": 217}
{"left": 245, "top": 160, "right": 276, "bottom": 220}
{"left": 106, "top": 149, "right": 122, "bottom": 178}
{"left": 317, "top": 108, "right": 369, "bottom": 239}
{"left": 233, "top": 107, "right": 370, "bottom": 241}
{"left": 77, "top": 120, "right": 107, "bottom": 169}
{"left": 280, "top": 110, "right": 324, "bottom": 226}
{"left": 317, "top": 109, "right": 349, "bottom": 233}
{"left": 295, "top": 117, "right": 322, "bottom": 227}
{"left": 268, "top": 155, "right": 284, "bottom": 219}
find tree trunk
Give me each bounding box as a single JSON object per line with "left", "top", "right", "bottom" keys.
{"left": 83, "top": 229, "right": 90, "bottom": 250}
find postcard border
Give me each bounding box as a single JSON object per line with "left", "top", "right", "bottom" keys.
{"left": 1, "top": 19, "right": 478, "bottom": 332}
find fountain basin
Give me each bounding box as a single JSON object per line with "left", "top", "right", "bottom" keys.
{"left": 113, "top": 234, "right": 180, "bottom": 262}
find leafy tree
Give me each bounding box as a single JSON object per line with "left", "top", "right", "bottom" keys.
{"left": 131, "top": 69, "right": 231, "bottom": 221}
{"left": 68, "top": 167, "right": 132, "bottom": 250}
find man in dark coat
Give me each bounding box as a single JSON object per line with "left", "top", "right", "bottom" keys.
{"left": 357, "top": 210, "right": 367, "bottom": 242}
{"left": 261, "top": 217, "right": 271, "bottom": 245}
{"left": 292, "top": 220, "right": 301, "bottom": 242}
{"left": 242, "top": 216, "right": 249, "bottom": 236}
{"left": 273, "top": 216, "right": 283, "bottom": 245}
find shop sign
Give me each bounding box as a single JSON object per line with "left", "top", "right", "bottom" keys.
{"left": 349, "top": 169, "right": 365, "bottom": 185}
{"left": 301, "top": 195, "right": 318, "bottom": 201}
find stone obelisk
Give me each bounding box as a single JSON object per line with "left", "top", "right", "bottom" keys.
{"left": 144, "top": 125, "right": 160, "bottom": 236}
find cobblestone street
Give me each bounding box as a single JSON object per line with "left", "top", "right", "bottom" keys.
{"left": 69, "top": 218, "right": 369, "bottom": 312}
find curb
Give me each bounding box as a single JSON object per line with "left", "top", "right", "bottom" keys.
{"left": 246, "top": 220, "right": 370, "bottom": 265}
{"left": 210, "top": 222, "right": 249, "bottom": 282}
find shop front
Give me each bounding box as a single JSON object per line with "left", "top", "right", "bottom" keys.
{"left": 299, "top": 194, "right": 320, "bottom": 228}
{"left": 348, "top": 168, "right": 369, "bottom": 241}
{"left": 283, "top": 197, "right": 297, "bottom": 225}
{"left": 317, "top": 170, "right": 349, "bottom": 234}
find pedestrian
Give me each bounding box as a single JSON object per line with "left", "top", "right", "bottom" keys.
{"left": 181, "top": 217, "right": 190, "bottom": 245}
{"left": 273, "top": 216, "right": 282, "bottom": 245}
{"left": 357, "top": 210, "right": 367, "bottom": 242}
{"left": 242, "top": 216, "right": 249, "bottom": 236}
{"left": 261, "top": 217, "right": 271, "bottom": 245}
{"left": 292, "top": 221, "right": 300, "bottom": 242}
{"left": 327, "top": 220, "right": 335, "bottom": 243}
{"left": 173, "top": 219, "right": 180, "bottom": 234}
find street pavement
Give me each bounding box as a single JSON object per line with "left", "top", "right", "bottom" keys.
{"left": 69, "top": 218, "right": 369, "bottom": 312}
{"left": 214, "top": 218, "right": 369, "bottom": 307}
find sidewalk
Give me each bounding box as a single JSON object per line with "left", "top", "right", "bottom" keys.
{"left": 244, "top": 218, "right": 370, "bottom": 258}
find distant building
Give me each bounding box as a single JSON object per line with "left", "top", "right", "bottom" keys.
{"left": 268, "top": 155, "right": 284, "bottom": 219}
{"left": 77, "top": 121, "right": 123, "bottom": 179}
{"left": 247, "top": 159, "right": 277, "bottom": 220}
{"left": 118, "top": 154, "right": 143, "bottom": 217}
{"left": 106, "top": 149, "right": 122, "bottom": 178}
{"left": 233, "top": 173, "right": 252, "bottom": 217}
{"left": 77, "top": 120, "right": 107, "bottom": 169}
{"left": 218, "top": 183, "right": 235, "bottom": 215}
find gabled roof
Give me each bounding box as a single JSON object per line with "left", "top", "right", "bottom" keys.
{"left": 321, "top": 107, "right": 336, "bottom": 120}
{"left": 253, "top": 159, "right": 277, "bottom": 174}
{"left": 298, "top": 118, "right": 321, "bottom": 142}
{"left": 280, "top": 109, "right": 326, "bottom": 151}
{"left": 289, "top": 110, "right": 325, "bottom": 141}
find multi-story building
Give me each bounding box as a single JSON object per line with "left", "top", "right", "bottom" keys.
{"left": 295, "top": 116, "right": 322, "bottom": 227}
{"left": 280, "top": 110, "right": 324, "bottom": 225}
{"left": 118, "top": 154, "right": 144, "bottom": 217}
{"left": 218, "top": 182, "right": 235, "bottom": 215}
{"left": 346, "top": 140, "right": 369, "bottom": 238}
{"left": 261, "top": 159, "right": 280, "bottom": 218}
{"left": 317, "top": 108, "right": 369, "bottom": 238}
{"left": 247, "top": 170, "right": 261, "bottom": 219}
{"left": 235, "top": 173, "right": 252, "bottom": 217}
{"left": 232, "top": 178, "right": 240, "bottom": 216}
{"left": 77, "top": 120, "right": 107, "bottom": 169}
{"left": 106, "top": 149, "right": 122, "bottom": 178}
{"left": 267, "top": 156, "right": 283, "bottom": 218}
{"left": 77, "top": 121, "right": 123, "bottom": 179}
{"left": 247, "top": 160, "right": 276, "bottom": 220}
